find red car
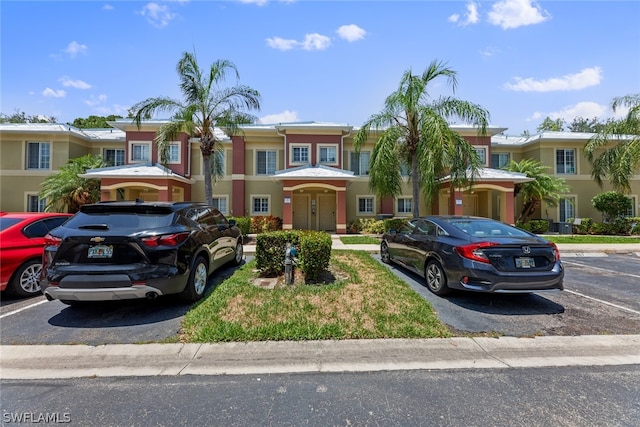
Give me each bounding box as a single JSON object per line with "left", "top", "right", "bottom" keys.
{"left": 0, "top": 212, "right": 72, "bottom": 297}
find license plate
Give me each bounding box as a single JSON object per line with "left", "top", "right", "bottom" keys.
{"left": 88, "top": 244, "right": 113, "bottom": 259}
{"left": 516, "top": 257, "right": 535, "bottom": 268}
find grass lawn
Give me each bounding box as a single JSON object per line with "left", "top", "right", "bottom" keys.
{"left": 544, "top": 235, "right": 640, "bottom": 244}
{"left": 339, "top": 235, "right": 380, "bottom": 244}
{"left": 181, "top": 251, "right": 450, "bottom": 342}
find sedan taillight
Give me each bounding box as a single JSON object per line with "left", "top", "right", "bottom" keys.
{"left": 455, "top": 242, "right": 500, "bottom": 264}
{"left": 549, "top": 242, "right": 561, "bottom": 261}
{"left": 141, "top": 232, "right": 190, "bottom": 247}
{"left": 44, "top": 233, "right": 62, "bottom": 247}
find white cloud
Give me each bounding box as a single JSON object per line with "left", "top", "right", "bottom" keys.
{"left": 549, "top": 102, "right": 608, "bottom": 122}
{"left": 42, "top": 88, "right": 66, "bottom": 98}
{"left": 336, "top": 24, "right": 366, "bottom": 42}
{"left": 140, "top": 2, "right": 176, "bottom": 28}
{"left": 63, "top": 41, "right": 88, "bottom": 58}
{"left": 103, "top": 4, "right": 114, "bottom": 11}
{"left": 488, "top": 0, "right": 550, "bottom": 30}
{"left": 84, "top": 94, "right": 108, "bottom": 107}
{"left": 60, "top": 77, "right": 92, "bottom": 90}
{"left": 479, "top": 46, "right": 501, "bottom": 58}
{"left": 449, "top": 2, "right": 480, "bottom": 27}
{"left": 266, "top": 37, "right": 298, "bottom": 51}
{"left": 504, "top": 67, "right": 603, "bottom": 92}
{"left": 266, "top": 33, "right": 331, "bottom": 51}
{"left": 237, "top": 0, "right": 269, "bottom": 5}
{"left": 259, "top": 110, "right": 299, "bottom": 124}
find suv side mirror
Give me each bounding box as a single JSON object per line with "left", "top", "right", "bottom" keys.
{"left": 228, "top": 219, "right": 236, "bottom": 227}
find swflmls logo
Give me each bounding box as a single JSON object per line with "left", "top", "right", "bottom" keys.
{"left": 2, "top": 412, "right": 71, "bottom": 423}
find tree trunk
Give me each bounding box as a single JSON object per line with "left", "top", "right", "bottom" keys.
{"left": 202, "top": 154, "right": 213, "bottom": 206}
{"left": 411, "top": 155, "right": 420, "bottom": 218}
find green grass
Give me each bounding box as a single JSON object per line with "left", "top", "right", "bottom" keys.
{"left": 543, "top": 235, "right": 640, "bottom": 244}
{"left": 339, "top": 235, "right": 380, "bottom": 244}
{"left": 181, "top": 251, "right": 450, "bottom": 342}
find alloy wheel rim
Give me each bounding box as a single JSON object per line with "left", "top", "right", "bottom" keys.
{"left": 194, "top": 263, "right": 207, "bottom": 295}
{"left": 235, "top": 243, "right": 243, "bottom": 263}
{"left": 20, "top": 264, "right": 42, "bottom": 293}
{"left": 427, "top": 265, "right": 442, "bottom": 290}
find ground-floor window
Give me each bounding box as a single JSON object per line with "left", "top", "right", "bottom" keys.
{"left": 625, "top": 196, "right": 637, "bottom": 217}
{"left": 559, "top": 196, "right": 576, "bottom": 222}
{"left": 27, "top": 194, "right": 46, "bottom": 212}
{"left": 212, "top": 196, "right": 228, "bottom": 214}
{"left": 251, "top": 195, "right": 270, "bottom": 215}
{"left": 357, "top": 196, "right": 375, "bottom": 215}
{"left": 396, "top": 197, "right": 412, "bottom": 215}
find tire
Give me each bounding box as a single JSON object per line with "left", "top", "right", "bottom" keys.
{"left": 180, "top": 256, "right": 208, "bottom": 302}
{"left": 8, "top": 259, "right": 42, "bottom": 297}
{"left": 380, "top": 242, "right": 391, "bottom": 264}
{"left": 425, "top": 259, "right": 450, "bottom": 296}
{"left": 231, "top": 240, "right": 243, "bottom": 266}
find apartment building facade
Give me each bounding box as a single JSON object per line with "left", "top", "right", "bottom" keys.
{"left": 1, "top": 120, "right": 638, "bottom": 233}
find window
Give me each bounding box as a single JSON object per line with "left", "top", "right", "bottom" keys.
{"left": 252, "top": 196, "right": 270, "bottom": 214}
{"left": 350, "top": 151, "right": 370, "bottom": 176}
{"left": 26, "top": 142, "right": 50, "bottom": 169}
{"left": 130, "top": 142, "right": 151, "bottom": 162}
{"left": 291, "top": 146, "right": 309, "bottom": 164}
{"left": 212, "top": 197, "right": 228, "bottom": 214}
{"left": 357, "top": 196, "right": 374, "bottom": 215}
{"left": 474, "top": 147, "right": 487, "bottom": 166}
{"left": 212, "top": 150, "right": 225, "bottom": 176}
{"left": 559, "top": 197, "right": 575, "bottom": 222}
{"left": 256, "top": 150, "right": 277, "bottom": 175}
{"left": 396, "top": 198, "right": 412, "bottom": 215}
{"left": 104, "top": 149, "right": 125, "bottom": 166}
{"left": 625, "top": 196, "right": 637, "bottom": 217}
{"left": 319, "top": 146, "right": 337, "bottom": 164}
{"left": 491, "top": 153, "right": 510, "bottom": 169}
{"left": 27, "top": 195, "right": 46, "bottom": 212}
{"left": 167, "top": 143, "right": 180, "bottom": 164}
{"left": 556, "top": 149, "right": 576, "bottom": 174}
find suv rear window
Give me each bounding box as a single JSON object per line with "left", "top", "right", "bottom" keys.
{"left": 65, "top": 208, "right": 175, "bottom": 230}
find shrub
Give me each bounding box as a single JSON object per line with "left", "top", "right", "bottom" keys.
{"left": 359, "top": 218, "right": 385, "bottom": 234}
{"left": 255, "top": 230, "right": 301, "bottom": 276}
{"left": 229, "top": 216, "right": 251, "bottom": 237}
{"left": 347, "top": 220, "right": 361, "bottom": 234}
{"left": 298, "top": 231, "right": 332, "bottom": 281}
{"left": 592, "top": 191, "right": 632, "bottom": 221}
{"left": 251, "top": 215, "right": 283, "bottom": 233}
{"left": 528, "top": 219, "right": 550, "bottom": 234}
{"left": 630, "top": 217, "right": 640, "bottom": 235}
{"left": 570, "top": 217, "right": 593, "bottom": 235}
{"left": 384, "top": 218, "right": 406, "bottom": 232}
{"left": 516, "top": 221, "right": 532, "bottom": 232}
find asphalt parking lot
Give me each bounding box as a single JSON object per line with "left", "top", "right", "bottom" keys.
{"left": 1, "top": 253, "right": 639, "bottom": 344}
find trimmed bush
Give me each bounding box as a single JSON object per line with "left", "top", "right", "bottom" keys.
{"left": 251, "top": 215, "right": 283, "bottom": 233}
{"left": 298, "top": 231, "right": 332, "bottom": 281}
{"left": 255, "top": 230, "right": 302, "bottom": 276}
{"left": 229, "top": 216, "right": 251, "bottom": 237}
{"left": 528, "top": 219, "right": 550, "bottom": 234}
{"left": 516, "top": 221, "right": 532, "bottom": 232}
{"left": 359, "top": 218, "right": 385, "bottom": 234}
{"left": 384, "top": 217, "right": 406, "bottom": 232}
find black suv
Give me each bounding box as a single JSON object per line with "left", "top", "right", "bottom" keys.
{"left": 40, "top": 201, "right": 243, "bottom": 304}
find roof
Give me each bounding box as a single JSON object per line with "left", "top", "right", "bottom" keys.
{"left": 440, "top": 167, "right": 534, "bottom": 184}
{"left": 79, "top": 163, "right": 195, "bottom": 184}
{"left": 0, "top": 122, "right": 125, "bottom": 142}
{"left": 273, "top": 164, "right": 356, "bottom": 180}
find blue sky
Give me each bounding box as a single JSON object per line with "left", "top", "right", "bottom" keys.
{"left": 2, "top": 0, "right": 639, "bottom": 136}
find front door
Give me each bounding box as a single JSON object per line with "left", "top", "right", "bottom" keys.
{"left": 317, "top": 194, "right": 336, "bottom": 231}
{"left": 292, "top": 195, "right": 310, "bottom": 230}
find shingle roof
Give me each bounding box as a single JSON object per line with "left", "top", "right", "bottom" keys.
{"left": 273, "top": 164, "right": 355, "bottom": 180}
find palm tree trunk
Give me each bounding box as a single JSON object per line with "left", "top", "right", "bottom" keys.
{"left": 202, "top": 154, "right": 213, "bottom": 206}
{"left": 411, "top": 156, "right": 420, "bottom": 218}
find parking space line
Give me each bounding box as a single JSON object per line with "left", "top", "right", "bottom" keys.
{"left": 564, "top": 289, "right": 640, "bottom": 316}
{"left": 0, "top": 300, "right": 49, "bottom": 319}
{"left": 562, "top": 260, "right": 640, "bottom": 279}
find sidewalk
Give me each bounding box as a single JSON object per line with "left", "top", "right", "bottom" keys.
{"left": 2, "top": 335, "right": 639, "bottom": 379}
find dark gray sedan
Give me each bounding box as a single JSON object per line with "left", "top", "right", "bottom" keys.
{"left": 380, "top": 216, "right": 564, "bottom": 296}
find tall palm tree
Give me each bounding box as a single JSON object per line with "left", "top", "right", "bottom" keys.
{"left": 503, "top": 159, "right": 569, "bottom": 223}
{"left": 131, "top": 51, "right": 261, "bottom": 205}
{"left": 584, "top": 93, "right": 640, "bottom": 194}
{"left": 353, "top": 60, "right": 490, "bottom": 218}
{"left": 39, "top": 154, "right": 105, "bottom": 213}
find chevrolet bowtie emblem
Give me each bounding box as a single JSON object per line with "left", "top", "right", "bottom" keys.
{"left": 90, "top": 237, "right": 106, "bottom": 243}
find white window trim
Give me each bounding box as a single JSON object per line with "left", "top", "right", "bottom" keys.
{"left": 317, "top": 144, "right": 339, "bottom": 166}
{"left": 250, "top": 194, "right": 271, "bottom": 215}
{"left": 166, "top": 141, "right": 181, "bottom": 164}
{"left": 558, "top": 194, "right": 577, "bottom": 222}
{"left": 395, "top": 197, "right": 413, "bottom": 216}
{"left": 25, "top": 192, "right": 46, "bottom": 212}
{"left": 473, "top": 146, "right": 488, "bottom": 167}
{"left": 211, "top": 195, "right": 229, "bottom": 215}
{"left": 103, "top": 148, "right": 125, "bottom": 166}
{"left": 255, "top": 149, "right": 278, "bottom": 175}
{"left": 289, "top": 144, "right": 311, "bottom": 165}
{"left": 356, "top": 195, "right": 376, "bottom": 216}
{"left": 491, "top": 152, "right": 510, "bottom": 168}
{"left": 350, "top": 151, "right": 371, "bottom": 176}
{"left": 626, "top": 195, "right": 638, "bottom": 217}
{"left": 555, "top": 148, "right": 577, "bottom": 175}
{"left": 26, "top": 141, "right": 51, "bottom": 170}
{"left": 129, "top": 140, "right": 152, "bottom": 163}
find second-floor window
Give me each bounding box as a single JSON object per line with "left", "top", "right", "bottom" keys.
{"left": 104, "top": 149, "right": 125, "bottom": 166}
{"left": 292, "top": 146, "right": 309, "bottom": 164}
{"left": 256, "top": 150, "right": 277, "bottom": 175}
{"left": 491, "top": 152, "right": 510, "bottom": 169}
{"left": 556, "top": 149, "right": 576, "bottom": 174}
{"left": 474, "top": 147, "right": 487, "bottom": 166}
{"left": 350, "top": 151, "right": 370, "bottom": 176}
{"left": 131, "top": 142, "right": 151, "bottom": 162}
{"left": 167, "top": 143, "right": 180, "bottom": 163}
{"left": 319, "top": 146, "right": 337, "bottom": 164}
{"left": 26, "top": 142, "right": 50, "bottom": 169}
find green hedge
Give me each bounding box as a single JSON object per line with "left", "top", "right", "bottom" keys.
{"left": 516, "top": 219, "right": 550, "bottom": 234}
{"left": 229, "top": 216, "right": 251, "bottom": 237}
{"left": 298, "top": 231, "right": 332, "bottom": 281}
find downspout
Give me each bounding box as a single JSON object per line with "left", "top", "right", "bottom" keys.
{"left": 276, "top": 126, "right": 287, "bottom": 169}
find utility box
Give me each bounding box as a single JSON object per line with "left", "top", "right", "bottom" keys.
{"left": 558, "top": 222, "right": 572, "bottom": 234}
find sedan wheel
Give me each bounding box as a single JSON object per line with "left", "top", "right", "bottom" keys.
{"left": 9, "top": 259, "right": 42, "bottom": 297}
{"left": 425, "top": 260, "right": 450, "bottom": 296}
{"left": 232, "top": 241, "right": 244, "bottom": 266}
{"left": 181, "top": 257, "right": 208, "bottom": 302}
{"left": 380, "top": 242, "right": 391, "bottom": 264}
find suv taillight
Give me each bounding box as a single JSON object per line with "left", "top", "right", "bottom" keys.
{"left": 141, "top": 232, "right": 190, "bottom": 247}
{"left": 44, "top": 233, "right": 62, "bottom": 247}
{"left": 454, "top": 242, "right": 500, "bottom": 264}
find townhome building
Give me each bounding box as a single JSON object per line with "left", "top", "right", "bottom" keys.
{"left": 1, "top": 120, "right": 638, "bottom": 233}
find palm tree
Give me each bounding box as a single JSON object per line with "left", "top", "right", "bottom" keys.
{"left": 353, "top": 60, "right": 490, "bottom": 218}
{"left": 503, "top": 159, "right": 570, "bottom": 223}
{"left": 39, "top": 154, "right": 105, "bottom": 213}
{"left": 131, "top": 51, "right": 261, "bottom": 205}
{"left": 584, "top": 93, "right": 640, "bottom": 194}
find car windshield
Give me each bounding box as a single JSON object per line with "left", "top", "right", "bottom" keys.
{"left": 0, "top": 218, "right": 23, "bottom": 231}
{"left": 449, "top": 219, "right": 531, "bottom": 238}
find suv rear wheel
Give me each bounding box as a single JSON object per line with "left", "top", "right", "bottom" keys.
{"left": 180, "top": 256, "right": 208, "bottom": 302}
